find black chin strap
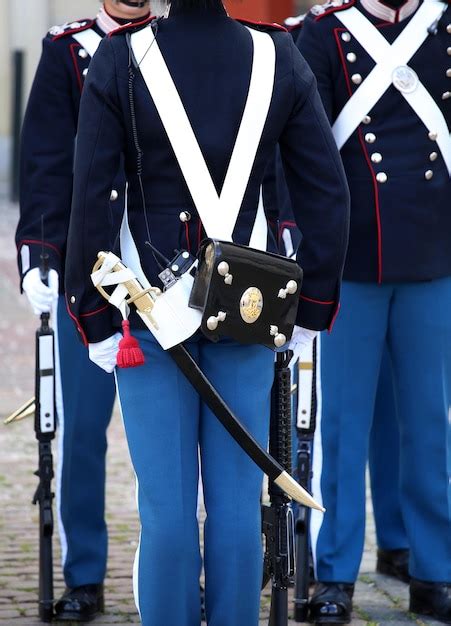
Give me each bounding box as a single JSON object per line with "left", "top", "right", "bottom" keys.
{"left": 115, "top": 0, "right": 150, "bottom": 7}
{"left": 380, "top": 0, "right": 409, "bottom": 8}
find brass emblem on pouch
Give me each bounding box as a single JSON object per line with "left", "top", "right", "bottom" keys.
{"left": 240, "top": 287, "right": 263, "bottom": 324}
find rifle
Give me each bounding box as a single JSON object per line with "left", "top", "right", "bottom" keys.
{"left": 262, "top": 351, "right": 296, "bottom": 626}
{"left": 6, "top": 227, "right": 57, "bottom": 620}
{"left": 33, "top": 231, "right": 57, "bottom": 622}
{"left": 293, "top": 338, "right": 318, "bottom": 623}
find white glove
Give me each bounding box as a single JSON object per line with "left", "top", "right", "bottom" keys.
{"left": 289, "top": 325, "right": 318, "bottom": 365}
{"left": 22, "top": 267, "right": 59, "bottom": 315}
{"left": 88, "top": 333, "right": 122, "bottom": 374}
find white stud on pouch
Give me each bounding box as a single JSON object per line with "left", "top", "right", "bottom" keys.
{"left": 217, "top": 261, "right": 233, "bottom": 285}
{"left": 278, "top": 280, "right": 298, "bottom": 299}
{"left": 207, "top": 311, "right": 227, "bottom": 331}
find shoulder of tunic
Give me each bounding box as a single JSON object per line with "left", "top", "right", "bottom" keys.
{"left": 236, "top": 18, "right": 288, "bottom": 33}
{"left": 108, "top": 16, "right": 155, "bottom": 37}
{"left": 47, "top": 19, "right": 95, "bottom": 42}
{"left": 308, "top": 0, "right": 357, "bottom": 22}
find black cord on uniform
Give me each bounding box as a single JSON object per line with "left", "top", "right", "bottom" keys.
{"left": 125, "top": 25, "right": 165, "bottom": 271}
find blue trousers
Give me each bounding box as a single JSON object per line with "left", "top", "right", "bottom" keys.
{"left": 314, "top": 279, "right": 451, "bottom": 582}
{"left": 294, "top": 346, "right": 408, "bottom": 552}
{"left": 369, "top": 349, "right": 408, "bottom": 551}
{"left": 116, "top": 332, "right": 274, "bottom": 626}
{"left": 56, "top": 297, "right": 115, "bottom": 588}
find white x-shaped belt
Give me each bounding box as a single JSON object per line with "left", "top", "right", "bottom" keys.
{"left": 332, "top": 0, "right": 451, "bottom": 175}
{"left": 72, "top": 29, "right": 102, "bottom": 58}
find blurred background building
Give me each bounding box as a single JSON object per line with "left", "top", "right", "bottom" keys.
{"left": 0, "top": 0, "right": 309, "bottom": 197}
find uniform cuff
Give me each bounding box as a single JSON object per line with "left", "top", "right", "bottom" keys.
{"left": 296, "top": 293, "right": 340, "bottom": 331}
{"left": 17, "top": 241, "right": 62, "bottom": 291}
{"left": 66, "top": 297, "right": 114, "bottom": 346}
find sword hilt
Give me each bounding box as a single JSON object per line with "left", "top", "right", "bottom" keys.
{"left": 93, "top": 251, "right": 159, "bottom": 329}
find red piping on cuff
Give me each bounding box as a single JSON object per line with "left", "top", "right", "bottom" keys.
{"left": 80, "top": 303, "right": 110, "bottom": 318}
{"left": 65, "top": 297, "right": 88, "bottom": 346}
{"left": 328, "top": 302, "right": 341, "bottom": 333}
{"left": 300, "top": 294, "right": 335, "bottom": 305}
{"left": 18, "top": 240, "right": 61, "bottom": 256}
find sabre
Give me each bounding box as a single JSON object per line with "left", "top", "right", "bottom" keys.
{"left": 92, "top": 251, "right": 324, "bottom": 511}
{"left": 4, "top": 397, "right": 35, "bottom": 425}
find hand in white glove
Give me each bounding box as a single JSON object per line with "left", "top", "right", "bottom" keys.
{"left": 289, "top": 326, "right": 318, "bottom": 365}
{"left": 88, "top": 333, "right": 122, "bottom": 374}
{"left": 22, "top": 267, "right": 59, "bottom": 315}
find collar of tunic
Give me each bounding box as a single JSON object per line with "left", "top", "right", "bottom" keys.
{"left": 359, "top": 0, "right": 419, "bottom": 23}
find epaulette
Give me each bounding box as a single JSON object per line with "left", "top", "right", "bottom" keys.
{"left": 48, "top": 19, "right": 94, "bottom": 41}
{"left": 109, "top": 15, "right": 155, "bottom": 37}
{"left": 237, "top": 18, "right": 287, "bottom": 33}
{"left": 310, "top": 0, "right": 356, "bottom": 20}
{"left": 284, "top": 13, "right": 305, "bottom": 36}
{"left": 284, "top": 13, "right": 306, "bottom": 28}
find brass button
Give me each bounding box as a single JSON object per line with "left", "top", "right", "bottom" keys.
{"left": 70, "top": 296, "right": 76, "bottom": 304}
{"left": 341, "top": 32, "right": 351, "bottom": 42}
{"left": 428, "top": 131, "right": 438, "bottom": 141}
{"left": 365, "top": 133, "right": 376, "bottom": 143}
{"left": 347, "top": 52, "right": 357, "bottom": 63}
{"left": 110, "top": 189, "right": 118, "bottom": 202}
{"left": 371, "top": 153, "right": 383, "bottom": 164}
{"left": 429, "top": 152, "right": 438, "bottom": 162}
{"left": 82, "top": 68, "right": 88, "bottom": 77}
{"left": 78, "top": 49, "right": 88, "bottom": 59}
{"left": 351, "top": 73, "right": 362, "bottom": 85}
{"left": 362, "top": 115, "right": 371, "bottom": 124}
{"left": 448, "top": 47, "right": 451, "bottom": 56}
{"left": 442, "top": 91, "right": 451, "bottom": 100}
{"left": 446, "top": 69, "right": 451, "bottom": 78}
{"left": 425, "top": 170, "right": 434, "bottom": 180}
{"left": 376, "top": 172, "right": 387, "bottom": 183}
{"left": 447, "top": 24, "right": 451, "bottom": 34}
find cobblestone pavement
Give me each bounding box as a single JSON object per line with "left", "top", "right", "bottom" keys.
{"left": 0, "top": 199, "right": 442, "bottom": 625}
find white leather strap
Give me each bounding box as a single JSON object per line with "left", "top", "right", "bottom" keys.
{"left": 72, "top": 29, "right": 103, "bottom": 58}
{"left": 297, "top": 340, "right": 315, "bottom": 430}
{"left": 131, "top": 26, "right": 275, "bottom": 248}
{"left": 333, "top": 1, "right": 451, "bottom": 175}
{"left": 119, "top": 186, "right": 202, "bottom": 348}
{"left": 248, "top": 187, "right": 268, "bottom": 251}
{"left": 120, "top": 185, "right": 152, "bottom": 291}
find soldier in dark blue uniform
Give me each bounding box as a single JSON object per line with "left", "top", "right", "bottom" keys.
{"left": 15, "top": 1, "right": 152, "bottom": 620}
{"left": 64, "top": 0, "right": 350, "bottom": 623}
{"left": 297, "top": 0, "right": 451, "bottom": 622}
{"left": 268, "top": 10, "right": 409, "bottom": 587}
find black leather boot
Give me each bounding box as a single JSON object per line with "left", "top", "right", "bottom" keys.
{"left": 54, "top": 583, "right": 104, "bottom": 622}
{"left": 376, "top": 548, "right": 410, "bottom": 583}
{"left": 309, "top": 582, "right": 354, "bottom": 624}
{"left": 410, "top": 579, "right": 451, "bottom": 624}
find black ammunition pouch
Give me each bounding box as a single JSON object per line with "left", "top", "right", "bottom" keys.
{"left": 189, "top": 240, "right": 303, "bottom": 349}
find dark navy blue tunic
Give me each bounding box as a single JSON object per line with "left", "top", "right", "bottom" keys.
{"left": 298, "top": 0, "right": 451, "bottom": 283}
{"left": 65, "top": 5, "right": 350, "bottom": 344}
{"left": 15, "top": 20, "right": 125, "bottom": 288}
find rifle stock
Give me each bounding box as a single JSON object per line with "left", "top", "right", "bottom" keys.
{"left": 262, "top": 351, "right": 295, "bottom": 626}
